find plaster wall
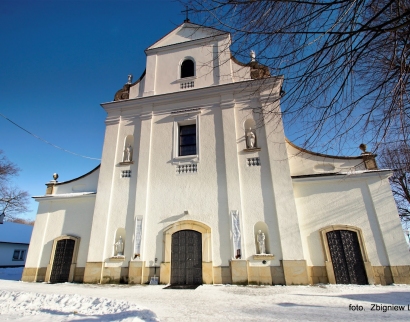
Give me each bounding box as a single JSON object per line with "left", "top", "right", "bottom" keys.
{"left": 233, "top": 100, "right": 283, "bottom": 264}
{"left": 26, "top": 196, "right": 95, "bottom": 269}
{"left": 96, "top": 78, "right": 290, "bottom": 268}
{"left": 147, "top": 36, "right": 233, "bottom": 96}
{"left": 87, "top": 116, "right": 121, "bottom": 262}
{"left": 231, "top": 60, "right": 251, "bottom": 83}
{"left": 129, "top": 75, "right": 145, "bottom": 99}
{"left": 99, "top": 113, "right": 140, "bottom": 264}
{"left": 287, "top": 143, "right": 365, "bottom": 177}
{"left": 293, "top": 175, "right": 410, "bottom": 267}
{"left": 53, "top": 167, "right": 99, "bottom": 194}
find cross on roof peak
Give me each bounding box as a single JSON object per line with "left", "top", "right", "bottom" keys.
{"left": 181, "top": 6, "right": 193, "bottom": 23}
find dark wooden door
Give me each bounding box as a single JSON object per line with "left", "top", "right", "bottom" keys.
{"left": 50, "top": 239, "right": 75, "bottom": 283}
{"left": 171, "top": 230, "right": 202, "bottom": 285}
{"left": 327, "top": 230, "right": 368, "bottom": 285}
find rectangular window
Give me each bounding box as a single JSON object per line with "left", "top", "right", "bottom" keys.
{"left": 12, "top": 250, "right": 25, "bottom": 261}
{"left": 179, "top": 124, "right": 196, "bottom": 156}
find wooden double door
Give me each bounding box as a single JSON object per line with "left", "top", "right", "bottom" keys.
{"left": 327, "top": 230, "right": 368, "bottom": 285}
{"left": 171, "top": 230, "right": 202, "bottom": 285}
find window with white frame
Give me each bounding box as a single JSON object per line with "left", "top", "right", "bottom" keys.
{"left": 172, "top": 109, "right": 201, "bottom": 163}
{"left": 179, "top": 124, "right": 196, "bottom": 156}
{"left": 12, "top": 249, "right": 26, "bottom": 261}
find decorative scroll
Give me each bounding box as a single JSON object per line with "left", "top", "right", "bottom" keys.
{"left": 231, "top": 210, "right": 242, "bottom": 259}
{"left": 134, "top": 218, "right": 143, "bottom": 258}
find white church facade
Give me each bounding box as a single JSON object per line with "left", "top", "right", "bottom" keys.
{"left": 23, "top": 22, "right": 410, "bottom": 285}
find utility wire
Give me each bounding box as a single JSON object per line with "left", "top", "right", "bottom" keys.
{"left": 0, "top": 112, "right": 101, "bottom": 161}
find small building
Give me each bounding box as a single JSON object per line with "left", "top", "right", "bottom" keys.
{"left": 0, "top": 222, "right": 33, "bottom": 268}
{"left": 23, "top": 21, "right": 410, "bottom": 285}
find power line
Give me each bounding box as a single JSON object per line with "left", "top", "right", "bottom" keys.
{"left": 0, "top": 112, "right": 101, "bottom": 161}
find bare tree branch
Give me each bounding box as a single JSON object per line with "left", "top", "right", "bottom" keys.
{"left": 0, "top": 150, "right": 30, "bottom": 220}
{"left": 183, "top": 0, "right": 410, "bottom": 153}
{"left": 380, "top": 143, "right": 410, "bottom": 223}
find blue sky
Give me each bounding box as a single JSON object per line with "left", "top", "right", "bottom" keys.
{"left": 0, "top": 0, "right": 186, "bottom": 220}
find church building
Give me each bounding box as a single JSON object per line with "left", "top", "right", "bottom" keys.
{"left": 23, "top": 21, "right": 410, "bottom": 286}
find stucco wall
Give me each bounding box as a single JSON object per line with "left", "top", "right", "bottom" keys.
{"left": 293, "top": 173, "right": 410, "bottom": 267}
{"left": 53, "top": 167, "right": 99, "bottom": 194}
{"left": 25, "top": 196, "right": 95, "bottom": 268}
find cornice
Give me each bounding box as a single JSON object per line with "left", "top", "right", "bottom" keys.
{"left": 145, "top": 33, "right": 229, "bottom": 55}
{"left": 33, "top": 192, "right": 96, "bottom": 202}
{"left": 292, "top": 169, "right": 392, "bottom": 183}
{"left": 101, "top": 77, "right": 283, "bottom": 114}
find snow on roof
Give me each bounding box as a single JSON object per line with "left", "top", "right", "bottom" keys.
{"left": 33, "top": 192, "right": 96, "bottom": 200}
{"left": 0, "top": 222, "right": 33, "bottom": 244}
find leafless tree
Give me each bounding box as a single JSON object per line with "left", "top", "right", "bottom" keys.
{"left": 182, "top": 0, "right": 410, "bottom": 152}
{"left": 380, "top": 143, "right": 410, "bottom": 224}
{"left": 0, "top": 150, "right": 29, "bottom": 220}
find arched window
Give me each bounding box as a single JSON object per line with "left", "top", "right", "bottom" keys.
{"left": 181, "top": 59, "right": 194, "bottom": 78}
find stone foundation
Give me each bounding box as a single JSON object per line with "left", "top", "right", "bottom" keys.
{"left": 23, "top": 263, "right": 410, "bottom": 285}
{"left": 21, "top": 267, "right": 47, "bottom": 282}
{"left": 213, "top": 266, "right": 231, "bottom": 284}
{"left": 373, "top": 266, "right": 410, "bottom": 285}
{"left": 74, "top": 267, "right": 85, "bottom": 283}
{"left": 282, "top": 260, "right": 309, "bottom": 285}
{"left": 83, "top": 262, "right": 103, "bottom": 283}
{"left": 307, "top": 266, "right": 328, "bottom": 284}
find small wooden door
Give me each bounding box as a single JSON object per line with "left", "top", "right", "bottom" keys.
{"left": 327, "top": 230, "right": 368, "bottom": 285}
{"left": 50, "top": 239, "right": 75, "bottom": 283}
{"left": 171, "top": 230, "right": 202, "bottom": 285}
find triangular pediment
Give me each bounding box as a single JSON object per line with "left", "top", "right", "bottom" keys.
{"left": 146, "top": 22, "right": 228, "bottom": 51}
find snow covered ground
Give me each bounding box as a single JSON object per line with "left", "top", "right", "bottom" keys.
{"left": 1, "top": 267, "right": 410, "bottom": 321}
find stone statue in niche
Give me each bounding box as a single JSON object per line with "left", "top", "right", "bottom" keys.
{"left": 115, "top": 236, "right": 124, "bottom": 256}
{"left": 246, "top": 128, "right": 256, "bottom": 149}
{"left": 257, "top": 230, "right": 266, "bottom": 254}
{"left": 124, "top": 144, "right": 133, "bottom": 162}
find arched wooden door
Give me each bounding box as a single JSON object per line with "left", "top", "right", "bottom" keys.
{"left": 49, "top": 239, "right": 75, "bottom": 283}
{"left": 171, "top": 230, "right": 202, "bottom": 285}
{"left": 326, "top": 230, "right": 368, "bottom": 285}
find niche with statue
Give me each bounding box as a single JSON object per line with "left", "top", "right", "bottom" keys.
{"left": 113, "top": 228, "right": 126, "bottom": 258}
{"left": 253, "top": 222, "right": 274, "bottom": 260}
{"left": 121, "top": 135, "right": 134, "bottom": 164}
{"left": 243, "top": 119, "right": 261, "bottom": 152}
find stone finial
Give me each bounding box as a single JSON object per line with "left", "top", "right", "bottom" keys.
{"left": 359, "top": 143, "right": 367, "bottom": 153}
{"left": 46, "top": 173, "right": 58, "bottom": 194}
{"left": 250, "top": 50, "right": 256, "bottom": 62}
{"left": 359, "top": 144, "right": 378, "bottom": 170}
{"left": 127, "top": 74, "right": 133, "bottom": 84}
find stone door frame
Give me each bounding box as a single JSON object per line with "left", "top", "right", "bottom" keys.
{"left": 319, "top": 225, "right": 375, "bottom": 284}
{"left": 161, "top": 220, "right": 212, "bottom": 284}
{"left": 45, "top": 235, "right": 81, "bottom": 283}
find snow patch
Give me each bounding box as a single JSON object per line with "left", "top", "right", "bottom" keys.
{"left": 0, "top": 289, "right": 158, "bottom": 321}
